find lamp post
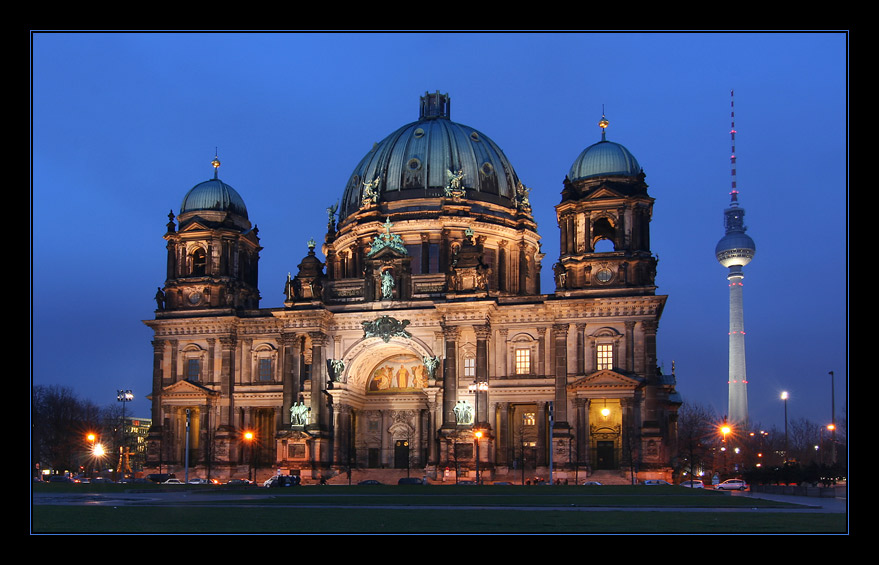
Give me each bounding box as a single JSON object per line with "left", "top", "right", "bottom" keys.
{"left": 86, "top": 433, "right": 96, "bottom": 477}
{"left": 244, "top": 430, "right": 254, "bottom": 482}
{"left": 828, "top": 371, "right": 836, "bottom": 462}
{"left": 781, "top": 391, "right": 789, "bottom": 462}
{"left": 116, "top": 389, "right": 133, "bottom": 478}
{"left": 720, "top": 422, "right": 731, "bottom": 474}
{"left": 468, "top": 379, "right": 488, "bottom": 484}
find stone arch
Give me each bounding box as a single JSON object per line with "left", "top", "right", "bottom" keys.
{"left": 341, "top": 335, "right": 435, "bottom": 393}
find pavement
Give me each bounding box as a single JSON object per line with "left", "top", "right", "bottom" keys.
{"left": 33, "top": 487, "right": 848, "bottom": 513}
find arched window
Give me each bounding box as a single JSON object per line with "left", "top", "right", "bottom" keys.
{"left": 190, "top": 247, "right": 207, "bottom": 276}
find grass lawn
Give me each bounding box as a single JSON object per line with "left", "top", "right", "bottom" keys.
{"left": 31, "top": 484, "right": 847, "bottom": 534}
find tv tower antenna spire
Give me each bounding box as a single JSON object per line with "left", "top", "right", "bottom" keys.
{"left": 715, "top": 89, "right": 756, "bottom": 427}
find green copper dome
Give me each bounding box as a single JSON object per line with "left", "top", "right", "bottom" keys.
{"left": 180, "top": 158, "right": 248, "bottom": 219}
{"left": 338, "top": 92, "right": 523, "bottom": 222}
{"left": 568, "top": 139, "right": 642, "bottom": 182}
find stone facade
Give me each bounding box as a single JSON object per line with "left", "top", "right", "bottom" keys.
{"left": 144, "top": 93, "right": 681, "bottom": 484}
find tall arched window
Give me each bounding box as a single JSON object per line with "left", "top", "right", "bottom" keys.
{"left": 190, "top": 248, "right": 207, "bottom": 276}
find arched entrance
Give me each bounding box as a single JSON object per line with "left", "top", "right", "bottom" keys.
{"left": 339, "top": 336, "right": 438, "bottom": 471}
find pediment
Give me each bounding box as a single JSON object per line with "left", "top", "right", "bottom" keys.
{"left": 178, "top": 217, "right": 213, "bottom": 232}
{"left": 367, "top": 245, "right": 410, "bottom": 261}
{"left": 586, "top": 186, "right": 627, "bottom": 200}
{"left": 568, "top": 369, "right": 642, "bottom": 391}
{"left": 161, "top": 379, "right": 217, "bottom": 398}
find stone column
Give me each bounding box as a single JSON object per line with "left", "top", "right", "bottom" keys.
{"left": 576, "top": 324, "right": 585, "bottom": 374}
{"left": 552, "top": 324, "right": 569, "bottom": 427}
{"left": 625, "top": 321, "right": 636, "bottom": 373}
{"left": 536, "top": 402, "right": 547, "bottom": 467}
{"left": 474, "top": 324, "right": 491, "bottom": 425}
{"left": 280, "top": 334, "right": 299, "bottom": 429}
{"left": 218, "top": 337, "right": 235, "bottom": 428}
{"left": 441, "top": 324, "right": 459, "bottom": 429}
{"left": 308, "top": 332, "right": 329, "bottom": 432}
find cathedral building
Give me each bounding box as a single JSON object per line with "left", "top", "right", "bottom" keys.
{"left": 144, "top": 92, "right": 681, "bottom": 484}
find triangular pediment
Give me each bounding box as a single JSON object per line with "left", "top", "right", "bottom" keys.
{"left": 178, "top": 217, "right": 213, "bottom": 232}
{"left": 586, "top": 186, "right": 627, "bottom": 200}
{"left": 568, "top": 369, "right": 642, "bottom": 391}
{"left": 161, "top": 379, "right": 217, "bottom": 398}
{"left": 367, "top": 244, "right": 410, "bottom": 261}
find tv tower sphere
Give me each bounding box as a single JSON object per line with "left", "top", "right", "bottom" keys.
{"left": 715, "top": 193, "right": 756, "bottom": 268}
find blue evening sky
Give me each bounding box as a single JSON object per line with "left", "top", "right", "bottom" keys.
{"left": 31, "top": 31, "right": 847, "bottom": 433}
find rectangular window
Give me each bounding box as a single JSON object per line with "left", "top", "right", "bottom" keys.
{"left": 258, "top": 358, "right": 272, "bottom": 381}
{"left": 464, "top": 357, "right": 476, "bottom": 379}
{"left": 523, "top": 412, "right": 536, "bottom": 426}
{"left": 515, "top": 348, "right": 531, "bottom": 375}
{"left": 597, "top": 344, "right": 613, "bottom": 370}
{"left": 186, "top": 358, "right": 200, "bottom": 381}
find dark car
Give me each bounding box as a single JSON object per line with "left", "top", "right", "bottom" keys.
{"left": 147, "top": 473, "right": 176, "bottom": 484}
{"left": 268, "top": 475, "right": 301, "bottom": 487}
{"left": 397, "top": 477, "right": 424, "bottom": 485}
{"left": 357, "top": 479, "right": 383, "bottom": 485}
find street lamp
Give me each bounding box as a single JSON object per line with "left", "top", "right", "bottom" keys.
{"left": 86, "top": 433, "right": 97, "bottom": 477}
{"left": 243, "top": 430, "right": 254, "bottom": 482}
{"left": 781, "top": 391, "right": 789, "bottom": 462}
{"left": 468, "top": 379, "right": 488, "bottom": 484}
{"left": 474, "top": 429, "right": 483, "bottom": 485}
{"left": 117, "top": 389, "right": 134, "bottom": 478}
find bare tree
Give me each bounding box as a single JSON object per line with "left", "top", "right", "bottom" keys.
{"left": 676, "top": 401, "right": 718, "bottom": 481}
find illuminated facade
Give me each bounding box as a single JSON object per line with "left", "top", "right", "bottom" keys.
{"left": 144, "top": 93, "right": 681, "bottom": 483}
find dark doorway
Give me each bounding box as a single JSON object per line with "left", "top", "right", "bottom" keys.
{"left": 394, "top": 440, "right": 410, "bottom": 469}
{"left": 596, "top": 441, "right": 615, "bottom": 469}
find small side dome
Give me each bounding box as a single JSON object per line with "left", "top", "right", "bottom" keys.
{"left": 180, "top": 156, "right": 248, "bottom": 219}
{"left": 569, "top": 140, "right": 642, "bottom": 181}
{"left": 568, "top": 114, "right": 642, "bottom": 181}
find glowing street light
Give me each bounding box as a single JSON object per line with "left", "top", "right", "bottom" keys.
{"left": 243, "top": 430, "right": 255, "bottom": 482}
{"left": 781, "top": 391, "right": 789, "bottom": 461}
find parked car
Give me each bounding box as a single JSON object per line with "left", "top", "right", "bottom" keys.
{"left": 91, "top": 477, "right": 115, "bottom": 484}
{"left": 162, "top": 478, "right": 185, "bottom": 485}
{"left": 188, "top": 478, "right": 210, "bottom": 485}
{"left": 226, "top": 478, "right": 253, "bottom": 486}
{"left": 642, "top": 479, "right": 671, "bottom": 485}
{"left": 357, "top": 480, "right": 383, "bottom": 485}
{"left": 680, "top": 480, "right": 704, "bottom": 489}
{"left": 267, "top": 475, "right": 300, "bottom": 487}
{"left": 397, "top": 477, "right": 424, "bottom": 485}
{"left": 715, "top": 479, "right": 748, "bottom": 491}
{"left": 582, "top": 481, "right": 603, "bottom": 486}
{"left": 147, "top": 473, "right": 175, "bottom": 484}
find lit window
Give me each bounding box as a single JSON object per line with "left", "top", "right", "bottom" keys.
{"left": 186, "top": 358, "right": 200, "bottom": 381}
{"left": 464, "top": 357, "right": 476, "bottom": 379}
{"left": 597, "top": 344, "right": 613, "bottom": 370}
{"left": 515, "top": 348, "right": 531, "bottom": 375}
{"left": 258, "top": 358, "right": 272, "bottom": 381}
{"left": 523, "top": 412, "right": 536, "bottom": 426}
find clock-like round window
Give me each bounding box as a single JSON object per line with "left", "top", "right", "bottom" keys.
{"left": 596, "top": 268, "right": 613, "bottom": 283}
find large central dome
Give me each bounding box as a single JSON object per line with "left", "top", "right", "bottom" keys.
{"left": 338, "top": 92, "right": 523, "bottom": 223}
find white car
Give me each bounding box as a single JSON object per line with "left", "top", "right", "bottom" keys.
{"left": 188, "top": 478, "right": 210, "bottom": 485}
{"left": 715, "top": 479, "right": 748, "bottom": 491}
{"left": 680, "top": 480, "right": 704, "bottom": 489}
{"left": 162, "top": 478, "right": 185, "bottom": 485}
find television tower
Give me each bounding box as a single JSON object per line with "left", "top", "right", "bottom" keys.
{"left": 715, "top": 90, "right": 756, "bottom": 427}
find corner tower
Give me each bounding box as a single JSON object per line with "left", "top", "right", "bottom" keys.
{"left": 553, "top": 114, "right": 657, "bottom": 295}
{"left": 715, "top": 91, "right": 755, "bottom": 427}
{"left": 156, "top": 156, "right": 262, "bottom": 313}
